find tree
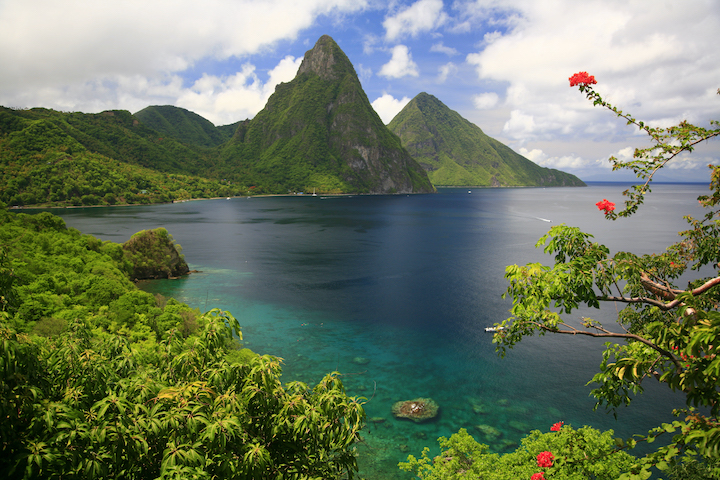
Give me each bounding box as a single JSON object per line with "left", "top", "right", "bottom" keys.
{"left": 1, "top": 309, "right": 366, "bottom": 479}
{"left": 399, "top": 423, "right": 637, "bottom": 480}
{"left": 496, "top": 72, "right": 720, "bottom": 478}
{"left": 0, "top": 207, "right": 366, "bottom": 479}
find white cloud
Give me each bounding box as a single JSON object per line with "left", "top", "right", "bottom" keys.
{"left": 503, "top": 110, "right": 536, "bottom": 139}
{"left": 430, "top": 42, "right": 459, "bottom": 56}
{"left": 518, "top": 147, "right": 594, "bottom": 171}
{"left": 356, "top": 64, "right": 373, "bottom": 82}
{"left": 0, "top": 0, "right": 366, "bottom": 116}
{"left": 473, "top": 92, "right": 499, "bottom": 109}
{"left": 379, "top": 45, "right": 420, "bottom": 78}
{"left": 371, "top": 93, "right": 411, "bottom": 124}
{"left": 177, "top": 56, "right": 302, "bottom": 125}
{"left": 437, "top": 62, "right": 457, "bottom": 83}
{"left": 482, "top": 31, "right": 503, "bottom": 45}
{"left": 466, "top": 0, "right": 720, "bottom": 147}
{"left": 383, "top": 0, "right": 448, "bottom": 41}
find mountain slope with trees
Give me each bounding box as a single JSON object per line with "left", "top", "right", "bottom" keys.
{"left": 0, "top": 106, "right": 244, "bottom": 206}
{"left": 134, "top": 105, "right": 240, "bottom": 147}
{"left": 219, "top": 35, "right": 435, "bottom": 194}
{"left": 0, "top": 37, "right": 588, "bottom": 206}
{"left": 387, "top": 93, "right": 585, "bottom": 187}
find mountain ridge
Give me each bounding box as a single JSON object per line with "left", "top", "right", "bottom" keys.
{"left": 0, "top": 36, "right": 588, "bottom": 207}
{"left": 134, "top": 105, "right": 239, "bottom": 147}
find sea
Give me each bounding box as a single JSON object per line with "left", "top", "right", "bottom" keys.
{"left": 35, "top": 182, "right": 711, "bottom": 478}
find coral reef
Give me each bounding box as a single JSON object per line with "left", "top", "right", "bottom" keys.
{"left": 391, "top": 398, "right": 439, "bottom": 423}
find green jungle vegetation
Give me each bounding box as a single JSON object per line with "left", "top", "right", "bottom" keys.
{"left": 400, "top": 425, "right": 637, "bottom": 479}
{"left": 0, "top": 36, "right": 436, "bottom": 202}
{"left": 134, "top": 105, "right": 240, "bottom": 148}
{"left": 122, "top": 228, "right": 191, "bottom": 280}
{"left": 0, "top": 106, "right": 248, "bottom": 207}
{"left": 388, "top": 93, "right": 585, "bottom": 188}
{"left": 0, "top": 205, "right": 366, "bottom": 479}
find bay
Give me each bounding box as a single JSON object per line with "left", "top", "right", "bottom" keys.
{"left": 41, "top": 182, "right": 709, "bottom": 478}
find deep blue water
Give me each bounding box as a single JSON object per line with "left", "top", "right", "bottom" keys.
{"left": 38, "top": 183, "right": 709, "bottom": 478}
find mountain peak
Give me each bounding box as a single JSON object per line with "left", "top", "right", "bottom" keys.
{"left": 297, "top": 35, "right": 354, "bottom": 81}
{"left": 388, "top": 92, "right": 586, "bottom": 188}
{"left": 412, "top": 92, "right": 441, "bottom": 108}
{"left": 221, "top": 35, "right": 434, "bottom": 194}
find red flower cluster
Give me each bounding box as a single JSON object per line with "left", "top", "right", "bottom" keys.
{"left": 537, "top": 451, "right": 555, "bottom": 468}
{"left": 551, "top": 421, "right": 564, "bottom": 431}
{"left": 569, "top": 71, "right": 597, "bottom": 87}
{"left": 531, "top": 473, "right": 545, "bottom": 480}
{"left": 595, "top": 199, "right": 615, "bottom": 214}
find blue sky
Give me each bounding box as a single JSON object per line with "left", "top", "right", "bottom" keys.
{"left": 1, "top": 0, "right": 719, "bottom": 181}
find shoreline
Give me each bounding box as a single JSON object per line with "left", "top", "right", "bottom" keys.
{"left": 9, "top": 191, "right": 433, "bottom": 210}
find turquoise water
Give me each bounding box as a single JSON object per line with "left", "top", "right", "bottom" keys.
{"left": 45, "top": 184, "right": 708, "bottom": 479}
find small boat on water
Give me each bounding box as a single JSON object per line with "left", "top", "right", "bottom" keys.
{"left": 484, "top": 326, "right": 505, "bottom": 333}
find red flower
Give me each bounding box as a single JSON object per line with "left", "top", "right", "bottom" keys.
{"left": 551, "top": 421, "right": 564, "bottom": 431}
{"left": 595, "top": 199, "right": 615, "bottom": 214}
{"left": 569, "top": 71, "right": 597, "bottom": 87}
{"left": 531, "top": 473, "right": 545, "bottom": 480}
{"left": 537, "top": 451, "right": 554, "bottom": 468}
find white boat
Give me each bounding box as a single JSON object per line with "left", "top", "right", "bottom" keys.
{"left": 484, "top": 326, "right": 505, "bottom": 332}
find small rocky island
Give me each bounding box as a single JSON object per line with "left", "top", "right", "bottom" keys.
{"left": 122, "top": 227, "right": 190, "bottom": 280}
{"left": 392, "top": 398, "right": 439, "bottom": 423}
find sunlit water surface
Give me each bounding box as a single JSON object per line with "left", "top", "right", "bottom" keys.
{"left": 39, "top": 183, "right": 709, "bottom": 479}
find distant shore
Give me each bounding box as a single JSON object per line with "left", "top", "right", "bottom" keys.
{"left": 9, "top": 191, "right": 409, "bottom": 210}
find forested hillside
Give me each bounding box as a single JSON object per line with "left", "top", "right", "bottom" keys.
{"left": 0, "top": 206, "right": 365, "bottom": 479}
{"left": 134, "top": 105, "right": 240, "bottom": 148}
{"left": 0, "top": 106, "right": 248, "bottom": 206}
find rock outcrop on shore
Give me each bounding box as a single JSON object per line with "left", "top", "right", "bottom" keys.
{"left": 122, "top": 228, "right": 190, "bottom": 280}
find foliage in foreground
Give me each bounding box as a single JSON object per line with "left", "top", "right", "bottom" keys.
{"left": 400, "top": 74, "right": 720, "bottom": 480}
{"left": 399, "top": 424, "right": 636, "bottom": 480}
{"left": 0, "top": 310, "right": 365, "bottom": 480}
{"left": 494, "top": 74, "right": 720, "bottom": 478}
{"left": 0, "top": 206, "right": 366, "bottom": 479}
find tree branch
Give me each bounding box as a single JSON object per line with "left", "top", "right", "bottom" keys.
{"left": 599, "top": 276, "right": 720, "bottom": 311}
{"left": 533, "top": 322, "right": 684, "bottom": 373}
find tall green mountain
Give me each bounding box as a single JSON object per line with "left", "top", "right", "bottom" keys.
{"left": 387, "top": 93, "right": 585, "bottom": 187}
{"left": 220, "top": 35, "right": 434, "bottom": 194}
{"left": 134, "top": 105, "right": 239, "bottom": 147}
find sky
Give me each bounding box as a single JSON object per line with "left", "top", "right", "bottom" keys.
{"left": 1, "top": 0, "right": 719, "bottom": 182}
